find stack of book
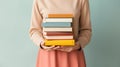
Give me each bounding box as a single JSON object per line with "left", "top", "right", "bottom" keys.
{"left": 42, "top": 14, "right": 75, "bottom": 46}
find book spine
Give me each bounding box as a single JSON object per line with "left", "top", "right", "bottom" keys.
{"left": 43, "top": 32, "right": 73, "bottom": 36}
{"left": 44, "top": 36, "right": 73, "bottom": 39}
{"left": 42, "top": 22, "right": 72, "bottom": 27}
{"left": 46, "top": 39, "right": 73, "bottom": 40}
{"left": 43, "top": 18, "right": 72, "bottom": 22}
{"left": 45, "top": 39, "right": 75, "bottom": 46}
{"left": 48, "top": 14, "right": 73, "bottom": 18}
{"left": 43, "top": 28, "right": 72, "bottom": 32}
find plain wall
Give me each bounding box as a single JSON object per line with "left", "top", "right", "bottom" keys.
{"left": 0, "top": 0, "right": 120, "bottom": 67}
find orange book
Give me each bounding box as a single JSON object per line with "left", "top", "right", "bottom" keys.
{"left": 48, "top": 14, "right": 73, "bottom": 18}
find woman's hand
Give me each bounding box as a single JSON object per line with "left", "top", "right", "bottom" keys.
{"left": 56, "top": 42, "right": 81, "bottom": 52}
{"left": 40, "top": 40, "right": 60, "bottom": 51}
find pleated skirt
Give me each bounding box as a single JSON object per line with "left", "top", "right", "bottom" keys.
{"left": 36, "top": 48, "right": 86, "bottom": 67}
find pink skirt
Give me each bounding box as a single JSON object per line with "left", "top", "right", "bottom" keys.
{"left": 36, "top": 48, "right": 86, "bottom": 67}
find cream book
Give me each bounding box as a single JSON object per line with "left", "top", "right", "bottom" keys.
{"left": 45, "top": 40, "right": 75, "bottom": 46}
{"left": 43, "top": 18, "right": 72, "bottom": 22}
{"left": 44, "top": 36, "right": 73, "bottom": 39}
{"left": 43, "top": 28, "right": 72, "bottom": 32}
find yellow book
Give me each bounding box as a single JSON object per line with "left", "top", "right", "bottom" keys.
{"left": 45, "top": 40, "right": 75, "bottom": 46}
{"left": 48, "top": 14, "right": 73, "bottom": 18}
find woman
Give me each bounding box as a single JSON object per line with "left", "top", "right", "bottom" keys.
{"left": 29, "top": 0, "right": 92, "bottom": 67}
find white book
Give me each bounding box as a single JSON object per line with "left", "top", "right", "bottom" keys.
{"left": 44, "top": 36, "right": 73, "bottom": 39}
{"left": 43, "top": 28, "right": 72, "bottom": 32}
{"left": 43, "top": 18, "right": 72, "bottom": 22}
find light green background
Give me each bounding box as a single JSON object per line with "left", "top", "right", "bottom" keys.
{"left": 0, "top": 0, "right": 120, "bottom": 67}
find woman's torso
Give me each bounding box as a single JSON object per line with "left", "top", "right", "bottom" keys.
{"left": 37, "top": 0, "right": 83, "bottom": 41}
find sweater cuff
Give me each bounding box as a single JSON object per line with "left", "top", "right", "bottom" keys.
{"left": 30, "top": 32, "right": 44, "bottom": 46}
{"left": 75, "top": 41, "right": 82, "bottom": 51}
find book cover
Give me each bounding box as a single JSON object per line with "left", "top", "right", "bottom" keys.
{"left": 48, "top": 14, "right": 73, "bottom": 18}
{"left": 43, "top": 32, "right": 73, "bottom": 36}
{"left": 43, "top": 28, "right": 72, "bottom": 32}
{"left": 43, "top": 18, "right": 72, "bottom": 22}
{"left": 42, "top": 22, "right": 72, "bottom": 28}
{"left": 45, "top": 39, "right": 75, "bottom": 46}
{"left": 44, "top": 35, "right": 73, "bottom": 39}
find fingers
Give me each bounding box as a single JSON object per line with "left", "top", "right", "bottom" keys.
{"left": 40, "top": 41, "right": 55, "bottom": 50}
{"left": 45, "top": 46, "right": 61, "bottom": 51}
{"left": 52, "top": 46, "right": 61, "bottom": 50}
{"left": 56, "top": 46, "right": 74, "bottom": 52}
{"left": 40, "top": 41, "right": 76, "bottom": 52}
{"left": 42, "top": 45, "right": 55, "bottom": 50}
{"left": 40, "top": 41, "right": 61, "bottom": 51}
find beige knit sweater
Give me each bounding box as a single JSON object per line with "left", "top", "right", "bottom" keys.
{"left": 29, "top": 0, "right": 92, "bottom": 48}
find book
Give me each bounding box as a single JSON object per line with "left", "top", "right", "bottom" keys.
{"left": 42, "top": 14, "right": 74, "bottom": 46}
{"left": 48, "top": 14, "right": 73, "bottom": 18}
{"left": 43, "top": 18, "right": 72, "bottom": 22}
{"left": 43, "top": 28, "right": 72, "bottom": 32}
{"left": 45, "top": 39, "right": 75, "bottom": 46}
{"left": 44, "top": 35, "right": 73, "bottom": 39}
{"left": 43, "top": 32, "right": 73, "bottom": 36}
{"left": 42, "top": 22, "right": 72, "bottom": 28}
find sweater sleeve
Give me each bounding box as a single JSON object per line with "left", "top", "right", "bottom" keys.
{"left": 29, "top": 0, "right": 45, "bottom": 47}
{"left": 77, "top": 0, "right": 92, "bottom": 48}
